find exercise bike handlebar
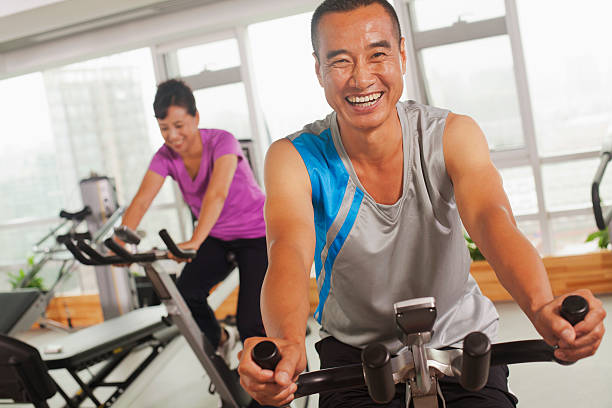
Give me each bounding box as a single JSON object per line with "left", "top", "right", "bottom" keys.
{"left": 251, "top": 295, "right": 588, "bottom": 403}
{"left": 159, "top": 229, "right": 198, "bottom": 259}
{"left": 592, "top": 151, "right": 612, "bottom": 230}
{"left": 59, "top": 206, "right": 92, "bottom": 222}
{"left": 62, "top": 230, "right": 196, "bottom": 266}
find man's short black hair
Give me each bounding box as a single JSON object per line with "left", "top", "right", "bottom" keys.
{"left": 311, "top": 0, "right": 402, "bottom": 57}
{"left": 153, "top": 79, "right": 197, "bottom": 119}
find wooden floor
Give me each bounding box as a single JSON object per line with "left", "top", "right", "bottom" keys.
{"left": 44, "top": 251, "right": 612, "bottom": 326}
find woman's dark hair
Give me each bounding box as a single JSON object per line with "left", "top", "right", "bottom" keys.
{"left": 311, "top": 0, "right": 402, "bottom": 57}
{"left": 153, "top": 79, "right": 197, "bottom": 119}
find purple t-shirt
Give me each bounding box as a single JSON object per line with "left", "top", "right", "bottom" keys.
{"left": 149, "top": 129, "right": 266, "bottom": 241}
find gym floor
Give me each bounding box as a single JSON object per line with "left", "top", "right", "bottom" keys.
{"left": 10, "top": 293, "right": 612, "bottom": 408}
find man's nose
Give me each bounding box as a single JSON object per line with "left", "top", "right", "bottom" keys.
{"left": 349, "top": 60, "right": 375, "bottom": 89}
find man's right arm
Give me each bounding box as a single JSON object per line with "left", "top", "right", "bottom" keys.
{"left": 238, "top": 138, "right": 315, "bottom": 406}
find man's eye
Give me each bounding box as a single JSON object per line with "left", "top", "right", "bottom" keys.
{"left": 373, "top": 52, "right": 386, "bottom": 58}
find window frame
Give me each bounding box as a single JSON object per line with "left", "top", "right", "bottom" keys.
{"left": 399, "top": 0, "right": 602, "bottom": 254}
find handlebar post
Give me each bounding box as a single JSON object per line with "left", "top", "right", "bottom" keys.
{"left": 361, "top": 343, "right": 395, "bottom": 403}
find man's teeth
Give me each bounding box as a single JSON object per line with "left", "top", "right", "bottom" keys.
{"left": 347, "top": 92, "right": 382, "bottom": 106}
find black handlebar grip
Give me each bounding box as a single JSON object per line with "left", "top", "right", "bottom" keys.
{"left": 63, "top": 240, "right": 95, "bottom": 265}
{"left": 159, "top": 229, "right": 197, "bottom": 259}
{"left": 104, "top": 238, "right": 134, "bottom": 261}
{"left": 560, "top": 295, "right": 589, "bottom": 326}
{"left": 59, "top": 206, "right": 92, "bottom": 221}
{"left": 361, "top": 343, "right": 395, "bottom": 404}
{"left": 460, "top": 332, "right": 491, "bottom": 392}
{"left": 252, "top": 341, "right": 281, "bottom": 371}
{"left": 554, "top": 295, "right": 589, "bottom": 366}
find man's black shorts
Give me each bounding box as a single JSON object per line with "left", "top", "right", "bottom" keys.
{"left": 316, "top": 336, "right": 518, "bottom": 408}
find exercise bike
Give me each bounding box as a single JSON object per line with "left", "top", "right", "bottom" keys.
{"left": 64, "top": 227, "right": 259, "bottom": 408}
{"left": 0, "top": 207, "right": 94, "bottom": 335}
{"left": 252, "top": 295, "right": 588, "bottom": 407}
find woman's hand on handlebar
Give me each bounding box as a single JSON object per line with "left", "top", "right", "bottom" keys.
{"left": 533, "top": 289, "right": 606, "bottom": 362}
{"left": 167, "top": 241, "right": 199, "bottom": 263}
{"left": 238, "top": 336, "right": 306, "bottom": 407}
{"left": 109, "top": 236, "right": 132, "bottom": 267}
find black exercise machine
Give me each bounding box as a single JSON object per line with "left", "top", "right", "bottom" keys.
{"left": 0, "top": 305, "right": 178, "bottom": 407}
{"left": 592, "top": 133, "right": 612, "bottom": 243}
{"left": 65, "top": 228, "right": 253, "bottom": 408}
{"left": 0, "top": 207, "right": 93, "bottom": 336}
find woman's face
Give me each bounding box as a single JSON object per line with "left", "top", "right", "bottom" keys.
{"left": 157, "top": 105, "right": 200, "bottom": 155}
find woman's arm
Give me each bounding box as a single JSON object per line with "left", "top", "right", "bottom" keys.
{"left": 120, "top": 170, "right": 165, "bottom": 233}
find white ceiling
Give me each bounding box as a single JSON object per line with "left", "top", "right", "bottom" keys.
{"left": 0, "top": 0, "right": 223, "bottom": 51}
{"left": 0, "top": 0, "right": 64, "bottom": 18}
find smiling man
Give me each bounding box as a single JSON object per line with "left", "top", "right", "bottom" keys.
{"left": 237, "top": 1, "right": 606, "bottom": 407}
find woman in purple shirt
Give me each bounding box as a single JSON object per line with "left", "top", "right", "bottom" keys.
{"left": 119, "top": 79, "right": 267, "bottom": 361}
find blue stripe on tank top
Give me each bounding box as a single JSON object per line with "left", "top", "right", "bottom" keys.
{"left": 290, "top": 129, "right": 350, "bottom": 282}
{"left": 314, "top": 188, "right": 364, "bottom": 323}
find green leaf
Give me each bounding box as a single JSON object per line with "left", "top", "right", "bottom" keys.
{"left": 586, "top": 228, "right": 609, "bottom": 249}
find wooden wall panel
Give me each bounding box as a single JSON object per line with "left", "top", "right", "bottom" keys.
{"left": 42, "top": 294, "right": 104, "bottom": 328}
{"left": 471, "top": 252, "right": 612, "bottom": 301}
{"left": 43, "top": 252, "right": 612, "bottom": 328}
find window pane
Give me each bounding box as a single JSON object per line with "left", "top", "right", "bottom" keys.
{"left": 0, "top": 223, "right": 60, "bottom": 266}
{"left": 517, "top": 0, "right": 612, "bottom": 155}
{"left": 194, "top": 82, "right": 251, "bottom": 140}
{"left": 0, "top": 73, "right": 78, "bottom": 223}
{"left": 137, "top": 207, "right": 185, "bottom": 251}
{"left": 43, "top": 48, "right": 172, "bottom": 204}
{"left": 550, "top": 214, "right": 600, "bottom": 255}
{"left": 410, "top": 0, "right": 505, "bottom": 31}
{"left": 542, "top": 158, "right": 612, "bottom": 211}
{"left": 421, "top": 36, "right": 524, "bottom": 151}
{"left": 499, "top": 166, "right": 538, "bottom": 216}
{"left": 249, "top": 12, "right": 331, "bottom": 142}
{"left": 175, "top": 39, "right": 241, "bottom": 77}
{"left": 517, "top": 219, "right": 542, "bottom": 253}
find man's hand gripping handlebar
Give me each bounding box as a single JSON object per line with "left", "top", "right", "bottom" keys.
{"left": 245, "top": 295, "right": 588, "bottom": 407}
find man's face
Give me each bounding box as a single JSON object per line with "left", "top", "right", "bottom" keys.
{"left": 314, "top": 3, "right": 406, "bottom": 134}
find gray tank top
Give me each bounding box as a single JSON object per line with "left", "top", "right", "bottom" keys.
{"left": 287, "top": 101, "right": 499, "bottom": 353}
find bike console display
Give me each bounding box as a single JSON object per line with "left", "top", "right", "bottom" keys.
{"left": 394, "top": 297, "right": 437, "bottom": 338}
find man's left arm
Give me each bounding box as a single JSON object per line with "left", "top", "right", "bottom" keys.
{"left": 444, "top": 113, "right": 605, "bottom": 362}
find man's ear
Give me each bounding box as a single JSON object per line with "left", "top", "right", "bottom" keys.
{"left": 195, "top": 110, "right": 200, "bottom": 125}
{"left": 313, "top": 52, "right": 324, "bottom": 87}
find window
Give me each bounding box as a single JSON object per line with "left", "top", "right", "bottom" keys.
{"left": 249, "top": 12, "right": 331, "bottom": 141}
{"left": 194, "top": 83, "right": 252, "bottom": 140}
{"left": 44, "top": 48, "right": 167, "bottom": 203}
{"left": 498, "top": 166, "right": 538, "bottom": 216}
{"left": 159, "top": 34, "right": 264, "bottom": 181}
{"left": 542, "top": 158, "right": 612, "bottom": 212}
{"left": 403, "top": 0, "right": 609, "bottom": 254}
{"left": 410, "top": 0, "right": 505, "bottom": 31}
{"left": 421, "top": 36, "right": 523, "bottom": 150}
{"left": 175, "top": 39, "right": 241, "bottom": 76}
{"left": 517, "top": 0, "right": 612, "bottom": 156}
{"left": 0, "top": 48, "right": 183, "bottom": 294}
